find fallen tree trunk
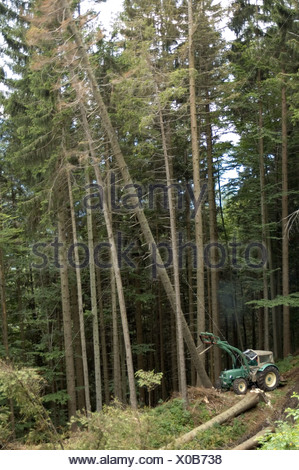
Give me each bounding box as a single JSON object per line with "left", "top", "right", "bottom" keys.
{"left": 163, "top": 392, "right": 263, "bottom": 449}
{"left": 233, "top": 427, "right": 274, "bottom": 450}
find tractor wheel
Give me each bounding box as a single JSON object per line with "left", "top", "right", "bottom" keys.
{"left": 233, "top": 378, "right": 248, "bottom": 395}
{"left": 257, "top": 366, "right": 280, "bottom": 391}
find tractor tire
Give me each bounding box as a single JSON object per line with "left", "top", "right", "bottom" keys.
{"left": 256, "top": 366, "right": 280, "bottom": 391}
{"left": 233, "top": 378, "right": 248, "bottom": 395}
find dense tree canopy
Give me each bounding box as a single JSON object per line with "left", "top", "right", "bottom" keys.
{"left": 0, "top": 0, "right": 298, "bottom": 441}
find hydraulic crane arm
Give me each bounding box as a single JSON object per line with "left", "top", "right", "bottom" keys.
{"left": 200, "top": 332, "right": 250, "bottom": 373}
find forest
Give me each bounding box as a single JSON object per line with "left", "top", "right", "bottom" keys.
{"left": 0, "top": 0, "right": 298, "bottom": 450}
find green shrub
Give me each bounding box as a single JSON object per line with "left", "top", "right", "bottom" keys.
{"left": 259, "top": 393, "right": 299, "bottom": 450}
{"left": 0, "top": 360, "right": 61, "bottom": 446}
{"left": 147, "top": 399, "right": 193, "bottom": 445}
{"left": 67, "top": 403, "right": 147, "bottom": 450}
{"left": 66, "top": 398, "right": 193, "bottom": 450}
{"left": 0, "top": 406, "right": 11, "bottom": 444}
{"left": 179, "top": 419, "right": 246, "bottom": 450}
{"left": 276, "top": 355, "right": 299, "bottom": 374}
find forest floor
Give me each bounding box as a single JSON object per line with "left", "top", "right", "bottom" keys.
{"left": 180, "top": 354, "right": 299, "bottom": 449}
{"left": 7, "top": 354, "right": 299, "bottom": 450}
{"left": 231, "top": 354, "right": 299, "bottom": 449}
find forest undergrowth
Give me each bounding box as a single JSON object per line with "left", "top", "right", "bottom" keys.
{"left": 2, "top": 355, "right": 298, "bottom": 451}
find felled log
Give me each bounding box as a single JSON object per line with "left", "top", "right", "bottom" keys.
{"left": 163, "top": 391, "right": 263, "bottom": 449}
{"left": 233, "top": 427, "right": 274, "bottom": 450}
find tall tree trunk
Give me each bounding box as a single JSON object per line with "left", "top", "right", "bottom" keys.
{"left": 171, "top": 317, "right": 178, "bottom": 392}
{"left": 17, "top": 274, "right": 26, "bottom": 356}
{"left": 258, "top": 70, "right": 269, "bottom": 350}
{"left": 111, "top": 269, "right": 122, "bottom": 401}
{"left": 281, "top": 79, "right": 290, "bottom": 357}
{"left": 158, "top": 103, "right": 188, "bottom": 405}
{"left": 236, "top": 283, "right": 245, "bottom": 351}
{"left": 85, "top": 168, "right": 102, "bottom": 411}
{"left": 70, "top": 281, "right": 86, "bottom": 410}
{"left": 62, "top": 0, "right": 211, "bottom": 387}
{"left": 205, "top": 94, "right": 221, "bottom": 380}
{"left": 185, "top": 188, "right": 196, "bottom": 386}
{"left": 187, "top": 0, "right": 212, "bottom": 386}
{"left": 0, "top": 247, "right": 16, "bottom": 439}
{"left": 0, "top": 249, "right": 9, "bottom": 359}
{"left": 57, "top": 206, "right": 77, "bottom": 418}
{"left": 67, "top": 169, "right": 91, "bottom": 413}
{"left": 135, "top": 277, "right": 146, "bottom": 404}
{"left": 269, "top": 252, "right": 278, "bottom": 357}
{"left": 157, "top": 282, "right": 167, "bottom": 400}
{"left": 96, "top": 269, "right": 110, "bottom": 405}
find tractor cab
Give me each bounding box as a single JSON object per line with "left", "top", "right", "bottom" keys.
{"left": 244, "top": 349, "right": 274, "bottom": 367}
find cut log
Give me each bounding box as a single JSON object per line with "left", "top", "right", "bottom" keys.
{"left": 163, "top": 391, "right": 263, "bottom": 449}
{"left": 233, "top": 427, "right": 274, "bottom": 450}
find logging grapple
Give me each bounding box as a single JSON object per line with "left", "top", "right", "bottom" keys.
{"left": 199, "top": 332, "right": 280, "bottom": 395}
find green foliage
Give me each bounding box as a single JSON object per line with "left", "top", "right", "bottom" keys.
{"left": 259, "top": 393, "right": 299, "bottom": 450}
{"left": 135, "top": 369, "right": 163, "bottom": 407}
{"left": 180, "top": 419, "right": 246, "bottom": 450}
{"left": 66, "top": 398, "right": 193, "bottom": 450}
{"left": 42, "top": 390, "right": 70, "bottom": 406}
{"left": 68, "top": 404, "right": 147, "bottom": 450}
{"left": 0, "top": 0, "right": 298, "bottom": 440}
{"left": 0, "top": 361, "right": 60, "bottom": 445}
{"left": 0, "top": 405, "right": 11, "bottom": 443}
{"left": 276, "top": 355, "right": 299, "bottom": 374}
{"left": 247, "top": 292, "right": 299, "bottom": 308}
{"left": 132, "top": 344, "right": 155, "bottom": 355}
{"left": 146, "top": 399, "right": 193, "bottom": 448}
{"left": 135, "top": 369, "right": 163, "bottom": 392}
{"left": 0, "top": 360, "right": 46, "bottom": 416}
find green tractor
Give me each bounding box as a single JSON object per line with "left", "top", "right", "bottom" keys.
{"left": 200, "top": 332, "right": 280, "bottom": 395}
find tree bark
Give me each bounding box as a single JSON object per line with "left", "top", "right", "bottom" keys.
{"left": 70, "top": 281, "right": 86, "bottom": 411}
{"left": 57, "top": 205, "right": 77, "bottom": 418}
{"left": 111, "top": 269, "right": 122, "bottom": 402}
{"left": 185, "top": 188, "right": 196, "bottom": 386}
{"left": 96, "top": 269, "right": 110, "bottom": 405}
{"left": 281, "top": 79, "right": 290, "bottom": 357}
{"left": 188, "top": 1, "right": 206, "bottom": 383}
{"left": 0, "top": 248, "right": 9, "bottom": 358}
{"left": 85, "top": 168, "right": 102, "bottom": 411}
{"left": 135, "top": 276, "right": 146, "bottom": 404}
{"left": 205, "top": 94, "right": 221, "bottom": 379}
{"left": 258, "top": 70, "right": 270, "bottom": 351}
{"left": 233, "top": 427, "right": 274, "bottom": 450}
{"left": 157, "top": 282, "right": 167, "bottom": 400}
{"left": 0, "top": 247, "right": 16, "bottom": 438}
{"left": 67, "top": 169, "right": 91, "bottom": 413}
